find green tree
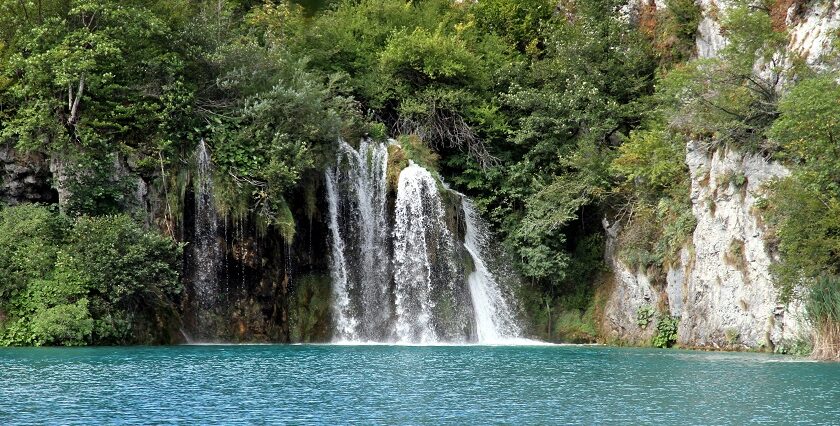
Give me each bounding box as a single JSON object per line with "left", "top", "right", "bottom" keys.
{"left": 0, "top": 205, "right": 181, "bottom": 346}
{"left": 658, "top": 0, "right": 790, "bottom": 152}
{"left": 763, "top": 75, "right": 840, "bottom": 300}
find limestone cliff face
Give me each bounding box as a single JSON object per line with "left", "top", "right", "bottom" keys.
{"left": 678, "top": 142, "right": 805, "bottom": 348}
{"left": 602, "top": 143, "right": 809, "bottom": 349}
{"left": 602, "top": 0, "right": 836, "bottom": 349}
{"left": 697, "top": 0, "right": 840, "bottom": 64}
{"left": 601, "top": 219, "right": 663, "bottom": 345}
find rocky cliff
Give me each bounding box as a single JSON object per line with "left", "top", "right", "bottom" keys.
{"left": 602, "top": 142, "right": 808, "bottom": 349}
{"left": 0, "top": 143, "right": 56, "bottom": 206}
{"left": 601, "top": 0, "right": 837, "bottom": 349}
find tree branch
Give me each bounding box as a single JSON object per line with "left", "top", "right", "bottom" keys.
{"left": 68, "top": 74, "right": 85, "bottom": 126}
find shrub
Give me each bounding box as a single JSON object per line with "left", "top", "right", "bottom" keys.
{"left": 762, "top": 75, "right": 840, "bottom": 302}
{"left": 0, "top": 205, "right": 181, "bottom": 346}
{"left": 637, "top": 304, "right": 656, "bottom": 329}
{"left": 650, "top": 0, "right": 703, "bottom": 66}
{"left": 657, "top": 1, "right": 790, "bottom": 152}
{"left": 30, "top": 300, "right": 94, "bottom": 347}
{"left": 612, "top": 128, "right": 695, "bottom": 271}
{"left": 653, "top": 314, "right": 679, "bottom": 348}
{"left": 724, "top": 327, "right": 740, "bottom": 345}
{"left": 0, "top": 205, "right": 68, "bottom": 300}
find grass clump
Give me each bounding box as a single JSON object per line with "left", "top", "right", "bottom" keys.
{"left": 805, "top": 276, "right": 840, "bottom": 360}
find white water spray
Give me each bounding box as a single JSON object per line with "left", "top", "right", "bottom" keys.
{"left": 462, "top": 199, "right": 523, "bottom": 343}
{"left": 325, "top": 140, "right": 391, "bottom": 341}
{"left": 392, "top": 162, "right": 443, "bottom": 343}
{"left": 325, "top": 140, "right": 527, "bottom": 344}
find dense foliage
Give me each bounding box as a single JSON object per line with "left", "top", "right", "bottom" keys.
{"left": 0, "top": 0, "right": 837, "bottom": 351}
{"left": 0, "top": 205, "right": 181, "bottom": 346}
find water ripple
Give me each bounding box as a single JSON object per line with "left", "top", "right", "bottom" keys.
{"left": 1, "top": 345, "right": 838, "bottom": 425}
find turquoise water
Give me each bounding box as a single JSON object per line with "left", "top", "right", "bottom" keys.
{"left": 1, "top": 345, "right": 838, "bottom": 424}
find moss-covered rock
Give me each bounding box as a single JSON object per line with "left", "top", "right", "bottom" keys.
{"left": 289, "top": 273, "right": 333, "bottom": 343}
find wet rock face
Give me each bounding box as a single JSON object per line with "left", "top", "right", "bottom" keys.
{"left": 0, "top": 143, "right": 56, "bottom": 205}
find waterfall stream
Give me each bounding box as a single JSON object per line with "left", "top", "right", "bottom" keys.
{"left": 191, "top": 139, "right": 223, "bottom": 339}
{"left": 326, "top": 139, "right": 525, "bottom": 344}
{"left": 325, "top": 140, "right": 392, "bottom": 341}
{"left": 462, "top": 199, "right": 523, "bottom": 343}
{"left": 392, "top": 162, "right": 468, "bottom": 343}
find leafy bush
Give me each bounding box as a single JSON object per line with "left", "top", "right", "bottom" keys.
{"left": 30, "top": 300, "right": 94, "bottom": 347}
{"left": 0, "top": 204, "right": 68, "bottom": 301}
{"left": 657, "top": 0, "right": 790, "bottom": 152}
{"left": 636, "top": 304, "right": 655, "bottom": 329}
{"left": 612, "top": 128, "right": 695, "bottom": 270}
{"left": 762, "top": 75, "right": 840, "bottom": 301}
{"left": 471, "top": 0, "right": 555, "bottom": 53}
{"left": 655, "top": 0, "right": 703, "bottom": 65}
{"left": 653, "top": 314, "right": 679, "bottom": 348}
{"left": 62, "top": 154, "right": 138, "bottom": 217}
{"left": 0, "top": 205, "right": 181, "bottom": 346}
{"left": 612, "top": 129, "right": 686, "bottom": 196}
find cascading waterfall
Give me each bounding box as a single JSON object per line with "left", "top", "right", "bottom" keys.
{"left": 193, "top": 140, "right": 222, "bottom": 332}
{"left": 325, "top": 139, "right": 525, "bottom": 344}
{"left": 391, "top": 164, "right": 437, "bottom": 343}
{"left": 325, "top": 140, "right": 391, "bottom": 341}
{"left": 462, "top": 199, "right": 523, "bottom": 342}
{"left": 392, "top": 162, "right": 470, "bottom": 343}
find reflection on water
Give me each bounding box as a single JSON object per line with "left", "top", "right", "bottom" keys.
{"left": 1, "top": 345, "right": 838, "bottom": 424}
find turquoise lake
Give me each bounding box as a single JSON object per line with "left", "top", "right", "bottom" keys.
{"left": 1, "top": 345, "right": 838, "bottom": 424}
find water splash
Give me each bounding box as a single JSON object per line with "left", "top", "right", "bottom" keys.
{"left": 392, "top": 163, "right": 443, "bottom": 343}
{"left": 325, "top": 169, "right": 356, "bottom": 339}
{"left": 388, "top": 161, "right": 473, "bottom": 343}
{"left": 325, "top": 140, "right": 526, "bottom": 344}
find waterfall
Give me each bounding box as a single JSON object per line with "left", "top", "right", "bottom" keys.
{"left": 462, "top": 199, "right": 523, "bottom": 343}
{"left": 325, "top": 140, "right": 391, "bottom": 341}
{"left": 325, "top": 139, "right": 526, "bottom": 344}
{"left": 392, "top": 163, "right": 457, "bottom": 343}
{"left": 192, "top": 139, "right": 222, "bottom": 336}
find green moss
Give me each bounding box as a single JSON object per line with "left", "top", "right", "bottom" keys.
{"left": 396, "top": 135, "right": 440, "bottom": 172}
{"left": 553, "top": 305, "right": 598, "bottom": 343}
{"left": 275, "top": 198, "right": 296, "bottom": 244}
{"left": 214, "top": 173, "right": 251, "bottom": 222}
{"left": 289, "top": 274, "right": 333, "bottom": 343}
{"left": 386, "top": 144, "right": 409, "bottom": 193}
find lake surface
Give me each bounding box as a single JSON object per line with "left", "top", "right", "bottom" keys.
{"left": 1, "top": 344, "right": 838, "bottom": 424}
